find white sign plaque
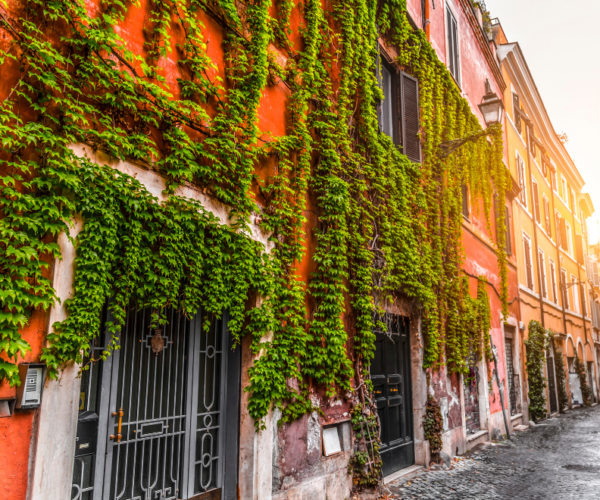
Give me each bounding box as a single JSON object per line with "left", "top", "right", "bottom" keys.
{"left": 322, "top": 427, "right": 342, "bottom": 456}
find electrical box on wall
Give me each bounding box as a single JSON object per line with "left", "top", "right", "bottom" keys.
{"left": 15, "top": 363, "right": 46, "bottom": 410}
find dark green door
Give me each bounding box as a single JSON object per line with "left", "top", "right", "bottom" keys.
{"left": 371, "top": 315, "right": 414, "bottom": 476}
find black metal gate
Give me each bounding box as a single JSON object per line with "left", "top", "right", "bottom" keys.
{"left": 547, "top": 351, "right": 558, "bottom": 414}
{"left": 505, "top": 339, "right": 519, "bottom": 416}
{"left": 464, "top": 358, "right": 480, "bottom": 434}
{"left": 71, "top": 303, "right": 240, "bottom": 500}
{"left": 371, "top": 315, "right": 414, "bottom": 477}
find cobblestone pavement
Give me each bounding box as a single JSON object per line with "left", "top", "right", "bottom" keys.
{"left": 385, "top": 405, "right": 600, "bottom": 499}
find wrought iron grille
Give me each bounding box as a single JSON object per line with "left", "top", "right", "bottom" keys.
{"left": 109, "top": 305, "right": 190, "bottom": 500}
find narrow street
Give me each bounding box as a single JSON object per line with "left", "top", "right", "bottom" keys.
{"left": 386, "top": 406, "right": 600, "bottom": 499}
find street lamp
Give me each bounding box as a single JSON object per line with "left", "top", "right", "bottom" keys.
{"left": 438, "top": 79, "right": 505, "bottom": 157}
{"left": 477, "top": 79, "right": 504, "bottom": 127}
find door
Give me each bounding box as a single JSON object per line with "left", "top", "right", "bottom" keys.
{"left": 547, "top": 351, "right": 558, "bottom": 414}
{"left": 71, "top": 302, "right": 240, "bottom": 500}
{"left": 505, "top": 339, "right": 518, "bottom": 416}
{"left": 371, "top": 314, "right": 414, "bottom": 477}
{"left": 464, "top": 358, "right": 480, "bottom": 434}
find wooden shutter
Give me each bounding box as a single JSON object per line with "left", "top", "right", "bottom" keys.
{"left": 513, "top": 94, "right": 522, "bottom": 133}
{"left": 575, "top": 234, "right": 585, "bottom": 265}
{"left": 533, "top": 181, "right": 541, "bottom": 223}
{"left": 561, "top": 269, "right": 569, "bottom": 309}
{"left": 550, "top": 261, "right": 558, "bottom": 303}
{"left": 593, "top": 261, "right": 599, "bottom": 287}
{"left": 559, "top": 217, "right": 567, "bottom": 251}
{"left": 400, "top": 72, "right": 421, "bottom": 163}
{"left": 538, "top": 251, "right": 547, "bottom": 298}
{"left": 524, "top": 237, "right": 533, "bottom": 289}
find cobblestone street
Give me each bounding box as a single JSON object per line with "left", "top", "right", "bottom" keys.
{"left": 386, "top": 405, "right": 600, "bottom": 499}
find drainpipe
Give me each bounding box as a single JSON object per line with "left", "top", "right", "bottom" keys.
{"left": 424, "top": 0, "right": 431, "bottom": 41}
{"left": 548, "top": 164, "right": 571, "bottom": 410}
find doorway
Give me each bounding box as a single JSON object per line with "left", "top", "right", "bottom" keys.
{"left": 371, "top": 314, "right": 414, "bottom": 477}
{"left": 546, "top": 350, "right": 558, "bottom": 414}
{"left": 71, "top": 302, "right": 240, "bottom": 500}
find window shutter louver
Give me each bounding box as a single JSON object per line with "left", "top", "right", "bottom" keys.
{"left": 559, "top": 217, "right": 568, "bottom": 251}
{"left": 539, "top": 251, "right": 547, "bottom": 298}
{"left": 533, "top": 182, "right": 541, "bottom": 223}
{"left": 575, "top": 234, "right": 584, "bottom": 265}
{"left": 561, "top": 269, "right": 569, "bottom": 309}
{"left": 524, "top": 238, "right": 533, "bottom": 289}
{"left": 550, "top": 262, "right": 558, "bottom": 303}
{"left": 400, "top": 72, "right": 421, "bottom": 163}
{"left": 593, "top": 262, "right": 599, "bottom": 287}
{"left": 513, "top": 94, "right": 522, "bottom": 133}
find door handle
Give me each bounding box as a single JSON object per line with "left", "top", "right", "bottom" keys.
{"left": 110, "top": 408, "right": 124, "bottom": 443}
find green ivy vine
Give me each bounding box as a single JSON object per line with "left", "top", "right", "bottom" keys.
{"left": 574, "top": 356, "right": 592, "bottom": 406}
{"left": 550, "top": 335, "right": 568, "bottom": 412}
{"left": 0, "top": 0, "right": 509, "bottom": 434}
{"left": 525, "top": 320, "right": 548, "bottom": 421}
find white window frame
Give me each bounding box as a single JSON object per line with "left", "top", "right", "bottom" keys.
{"left": 549, "top": 258, "right": 558, "bottom": 304}
{"left": 571, "top": 274, "right": 580, "bottom": 313}
{"left": 561, "top": 175, "right": 568, "bottom": 205}
{"left": 516, "top": 151, "right": 527, "bottom": 209}
{"left": 570, "top": 187, "right": 576, "bottom": 214}
{"left": 565, "top": 221, "right": 573, "bottom": 256}
{"left": 538, "top": 248, "right": 547, "bottom": 299}
{"left": 543, "top": 195, "right": 551, "bottom": 236}
{"left": 445, "top": 3, "right": 461, "bottom": 86}
{"left": 551, "top": 169, "right": 558, "bottom": 193}
{"left": 561, "top": 268, "right": 569, "bottom": 310}
{"left": 523, "top": 232, "right": 534, "bottom": 291}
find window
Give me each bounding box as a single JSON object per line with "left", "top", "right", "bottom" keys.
{"left": 532, "top": 180, "right": 541, "bottom": 224}
{"left": 575, "top": 233, "right": 585, "bottom": 265}
{"left": 376, "top": 57, "right": 421, "bottom": 163}
{"left": 571, "top": 275, "right": 579, "bottom": 313}
{"left": 530, "top": 129, "right": 537, "bottom": 157}
{"left": 516, "top": 152, "right": 527, "bottom": 207}
{"left": 543, "top": 196, "right": 551, "bottom": 236}
{"left": 561, "top": 269, "right": 569, "bottom": 309}
{"left": 523, "top": 234, "right": 534, "bottom": 290}
{"left": 513, "top": 93, "right": 522, "bottom": 134}
{"left": 538, "top": 249, "right": 547, "bottom": 299}
{"left": 376, "top": 59, "right": 395, "bottom": 141}
{"left": 570, "top": 188, "right": 576, "bottom": 213}
{"left": 551, "top": 169, "right": 557, "bottom": 192}
{"left": 446, "top": 6, "right": 460, "bottom": 84}
{"left": 549, "top": 259, "right": 558, "bottom": 304}
{"left": 461, "top": 184, "right": 469, "bottom": 218}
{"left": 399, "top": 73, "right": 421, "bottom": 163}
{"left": 565, "top": 221, "right": 573, "bottom": 255}
{"left": 505, "top": 205, "right": 512, "bottom": 255}
{"left": 581, "top": 284, "right": 587, "bottom": 317}
{"left": 556, "top": 212, "right": 564, "bottom": 249}
{"left": 561, "top": 176, "right": 568, "bottom": 205}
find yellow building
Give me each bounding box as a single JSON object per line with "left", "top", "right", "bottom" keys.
{"left": 493, "top": 20, "right": 597, "bottom": 416}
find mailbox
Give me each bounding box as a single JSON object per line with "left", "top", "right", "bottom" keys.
{"left": 15, "top": 363, "right": 46, "bottom": 410}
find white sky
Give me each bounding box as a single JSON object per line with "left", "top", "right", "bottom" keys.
{"left": 486, "top": 0, "right": 600, "bottom": 243}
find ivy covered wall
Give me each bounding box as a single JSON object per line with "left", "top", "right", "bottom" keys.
{"left": 0, "top": 0, "right": 511, "bottom": 461}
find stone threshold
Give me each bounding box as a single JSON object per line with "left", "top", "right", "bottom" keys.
{"left": 510, "top": 413, "right": 523, "bottom": 421}
{"left": 466, "top": 429, "right": 488, "bottom": 442}
{"left": 383, "top": 464, "right": 424, "bottom": 484}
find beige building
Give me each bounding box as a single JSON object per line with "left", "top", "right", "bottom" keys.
{"left": 494, "top": 20, "right": 597, "bottom": 416}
